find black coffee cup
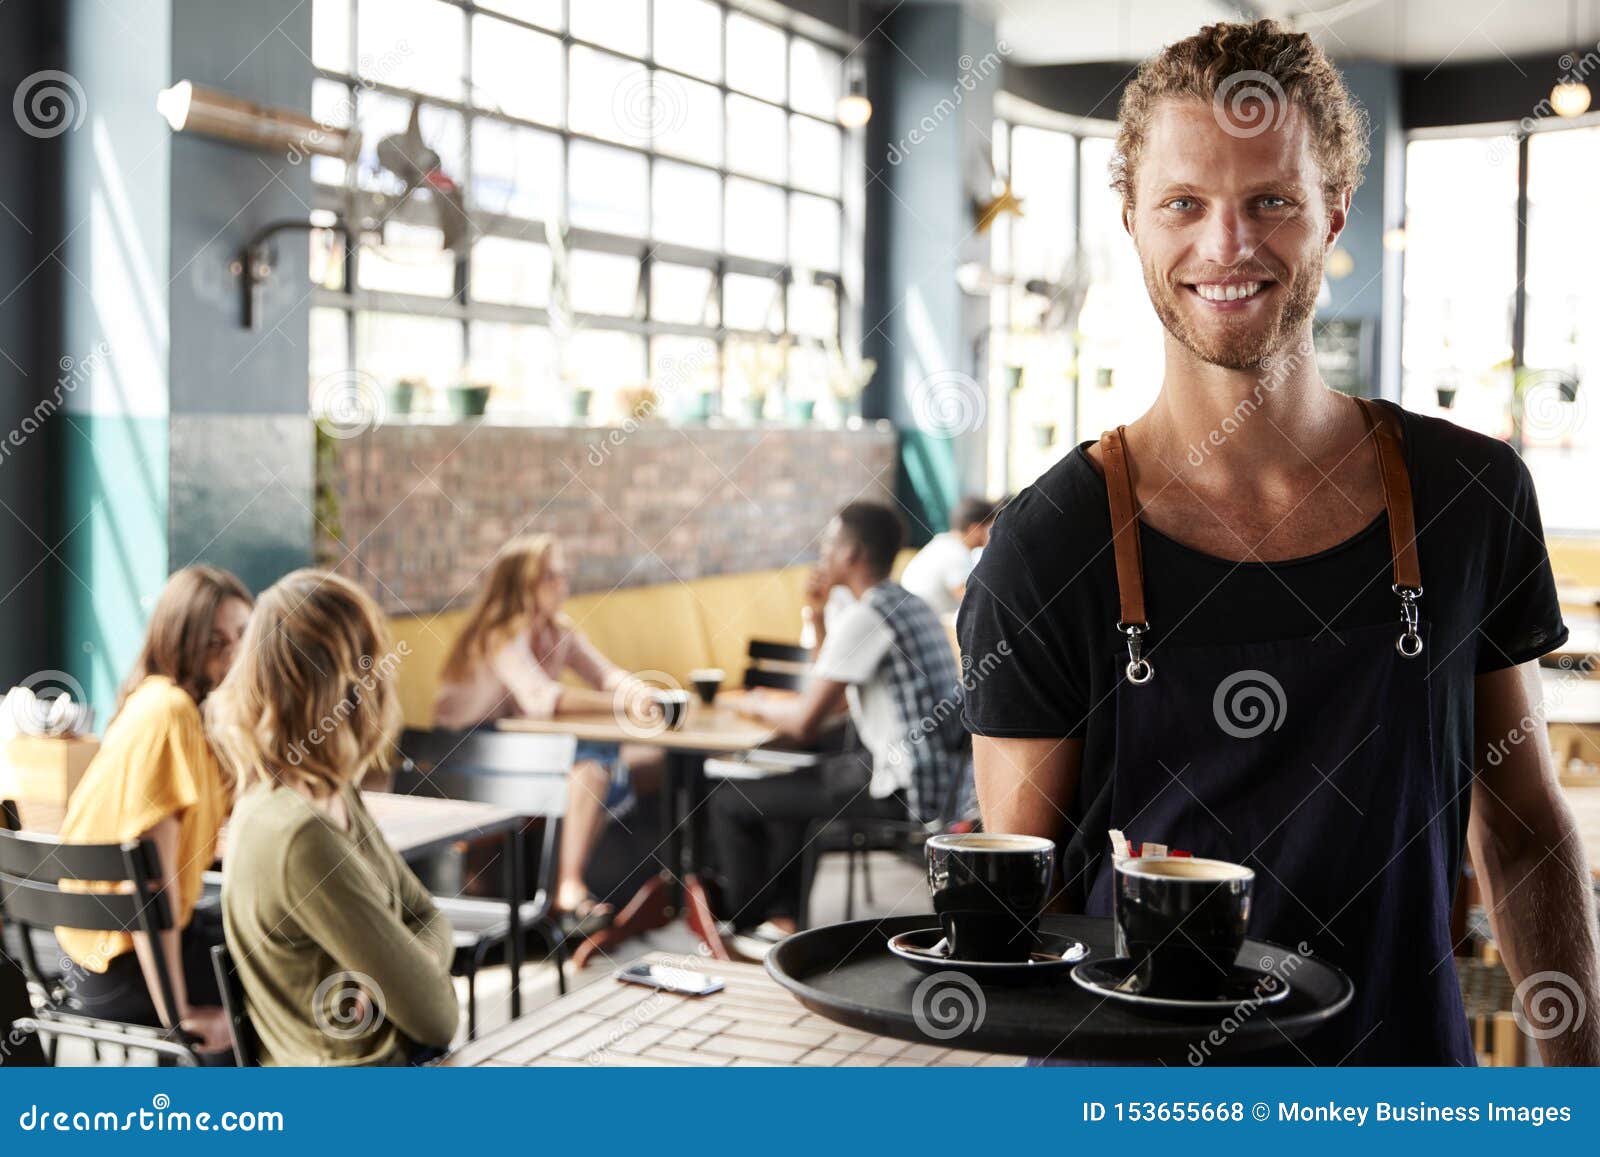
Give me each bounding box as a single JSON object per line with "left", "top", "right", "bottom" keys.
{"left": 689, "top": 668, "right": 724, "bottom": 706}
{"left": 655, "top": 689, "right": 690, "bottom": 731}
{"left": 927, "top": 833, "right": 1055, "bottom": 962}
{"left": 1113, "top": 857, "right": 1253, "bottom": 999}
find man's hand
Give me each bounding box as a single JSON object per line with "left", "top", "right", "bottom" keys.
{"left": 803, "top": 565, "right": 832, "bottom": 618}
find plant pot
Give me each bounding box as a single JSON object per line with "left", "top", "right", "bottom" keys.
{"left": 743, "top": 396, "right": 767, "bottom": 424}
{"left": 1033, "top": 423, "right": 1057, "bottom": 449}
{"left": 572, "top": 387, "right": 593, "bottom": 421}
{"left": 1559, "top": 376, "right": 1580, "bottom": 403}
{"left": 386, "top": 381, "right": 416, "bottom": 416}
{"left": 1435, "top": 386, "right": 1457, "bottom": 410}
{"left": 1095, "top": 366, "right": 1114, "bottom": 389}
{"left": 786, "top": 399, "right": 816, "bottom": 423}
{"left": 679, "top": 391, "right": 713, "bottom": 423}
{"left": 446, "top": 385, "right": 492, "bottom": 419}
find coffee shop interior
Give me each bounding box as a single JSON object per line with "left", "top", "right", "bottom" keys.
{"left": 2, "top": 0, "right": 1599, "bottom": 1070}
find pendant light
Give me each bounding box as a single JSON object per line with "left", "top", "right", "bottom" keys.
{"left": 836, "top": 0, "right": 872, "bottom": 128}
{"left": 1552, "top": 0, "right": 1592, "bottom": 117}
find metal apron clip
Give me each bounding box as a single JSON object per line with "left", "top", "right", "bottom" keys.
{"left": 1394, "top": 584, "right": 1423, "bottom": 657}
{"left": 1120, "top": 622, "right": 1153, "bottom": 684}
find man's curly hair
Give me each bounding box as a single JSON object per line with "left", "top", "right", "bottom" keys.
{"left": 1111, "top": 19, "right": 1370, "bottom": 210}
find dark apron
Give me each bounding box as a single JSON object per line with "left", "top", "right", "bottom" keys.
{"left": 1083, "top": 398, "right": 1474, "bottom": 1066}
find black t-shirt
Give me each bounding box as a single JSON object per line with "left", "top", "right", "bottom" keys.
{"left": 958, "top": 401, "right": 1569, "bottom": 908}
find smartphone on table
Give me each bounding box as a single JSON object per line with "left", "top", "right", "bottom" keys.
{"left": 614, "top": 962, "right": 725, "bottom": 997}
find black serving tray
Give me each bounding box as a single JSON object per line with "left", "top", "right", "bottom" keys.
{"left": 766, "top": 913, "right": 1352, "bottom": 1062}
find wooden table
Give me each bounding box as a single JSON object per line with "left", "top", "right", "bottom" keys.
{"left": 499, "top": 704, "right": 776, "bottom": 967}
{"left": 440, "top": 952, "right": 1015, "bottom": 1067}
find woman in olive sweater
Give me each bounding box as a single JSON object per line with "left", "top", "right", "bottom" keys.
{"left": 208, "top": 570, "right": 457, "bottom": 1066}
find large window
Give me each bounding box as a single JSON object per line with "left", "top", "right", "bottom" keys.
{"left": 1403, "top": 124, "right": 1600, "bottom": 532}
{"left": 985, "top": 113, "right": 1161, "bottom": 493}
{"left": 308, "top": 0, "right": 856, "bottom": 425}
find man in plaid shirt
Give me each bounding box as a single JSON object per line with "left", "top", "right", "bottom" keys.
{"left": 714, "top": 502, "right": 967, "bottom": 955}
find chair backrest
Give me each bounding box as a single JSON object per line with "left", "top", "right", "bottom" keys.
{"left": 210, "top": 943, "right": 259, "bottom": 1067}
{"left": 744, "top": 637, "right": 811, "bottom": 692}
{"left": 392, "top": 729, "right": 574, "bottom": 817}
{"left": 0, "top": 799, "right": 182, "bottom": 1026}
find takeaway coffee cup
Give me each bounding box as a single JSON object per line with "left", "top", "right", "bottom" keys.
{"left": 926, "top": 833, "right": 1055, "bottom": 962}
{"left": 1113, "top": 857, "right": 1253, "bottom": 999}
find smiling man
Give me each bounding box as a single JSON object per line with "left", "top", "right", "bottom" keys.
{"left": 959, "top": 20, "right": 1599, "bottom": 1065}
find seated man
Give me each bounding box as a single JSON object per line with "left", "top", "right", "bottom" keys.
{"left": 713, "top": 501, "right": 966, "bottom": 955}
{"left": 898, "top": 495, "right": 1003, "bottom": 616}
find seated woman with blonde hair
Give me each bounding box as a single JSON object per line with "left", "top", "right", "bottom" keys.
{"left": 210, "top": 570, "right": 457, "bottom": 1066}
{"left": 56, "top": 565, "right": 252, "bottom": 1058}
{"left": 433, "top": 533, "right": 663, "bottom": 924}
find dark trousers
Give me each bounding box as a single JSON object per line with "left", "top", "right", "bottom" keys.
{"left": 71, "top": 903, "right": 224, "bottom": 1025}
{"left": 1, "top": 951, "right": 46, "bottom": 1066}
{"left": 707, "top": 745, "right": 905, "bottom": 931}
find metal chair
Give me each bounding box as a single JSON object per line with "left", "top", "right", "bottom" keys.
{"left": 208, "top": 943, "right": 259, "bottom": 1067}
{"left": 391, "top": 729, "right": 573, "bottom": 1039}
{"left": 0, "top": 799, "right": 201, "bottom": 1066}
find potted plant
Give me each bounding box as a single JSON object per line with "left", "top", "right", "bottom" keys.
{"left": 823, "top": 336, "right": 876, "bottom": 426}
{"left": 572, "top": 385, "right": 593, "bottom": 422}
{"left": 446, "top": 381, "right": 493, "bottom": 420}
{"left": 387, "top": 377, "right": 422, "bottom": 417}
{"left": 1435, "top": 380, "right": 1457, "bottom": 410}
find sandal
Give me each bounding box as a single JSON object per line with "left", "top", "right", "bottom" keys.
{"left": 557, "top": 896, "right": 615, "bottom": 938}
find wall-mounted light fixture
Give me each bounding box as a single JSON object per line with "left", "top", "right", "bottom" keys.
{"left": 156, "top": 79, "right": 356, "bottom": 159}
{"left": 836, "top": 1, "right": 872, "bottom": 128}
{"left": 1552, "top": 0, "right": 1593, "bottom": 117}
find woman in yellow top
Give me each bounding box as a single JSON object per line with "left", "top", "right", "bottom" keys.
{"left": 211, "top": 570, "right": 458, "bottom": 1066}
{"left": 56, "top": 565, "right": 252, "bottom": 1056}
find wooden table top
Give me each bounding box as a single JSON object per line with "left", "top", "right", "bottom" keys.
{"left": 13, "top": 790, "right": 523, "bottom": 860}
{"left": 497, "top": 702, "right": 775, "bottom": 754}
{"left": 441, "top": 952, "right": 1015, "bottom": 1067}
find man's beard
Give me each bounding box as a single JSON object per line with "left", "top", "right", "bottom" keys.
{"left": 1143, "top": 252, "right": 1322, "bottom": 372}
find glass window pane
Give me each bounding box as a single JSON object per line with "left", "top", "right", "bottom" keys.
{"left": 726, "top": 13, "right": 785, "bottom": 102}
{"left": 789, "top": 115, "right": 841, "bottom": 196}
{"left": 357, "top": 92, "right": 464, "bottom": 196}
{"left": 357, "top": 0, "right": 463, "bottom": 101}
{"left": 650, "top": 263, "right": 717, "bottom": 325}
{"left": 472, "top": 16, "right": 562, "bottom": 125}
{"left": 724, "top": 336, "right": 785, "bottom": 416}
{"left": 789, "top": 193, "right": 840, "bottom": 272}
{"left": 651, "top": 334, "right": 721, "bottom": 420}
{"left": 568, "top": 250, "right": 641, "bottom": 316}
{"left": 570, "top": 0, "right": 647, "bottom": 58}
{"left": 472, "top": 235, "right": 551, "bottom": 308}
{"left": 569, "top": 330, "right": 646, "bottom": 416}
{"left": 309, "top": 307, "right": 350, "bottom": 389}
{"left": 654, "top": 0, "right": 721, "bottom": 80}
{"left": 723, "top": 272, "right": 783, "bottom": 332}
{"left": 1009, "top": 125, "right": 1076, "bottom": 281}
{"left": 653, "top": 160, "right": 721, "bottom": 250}
{"left": 568, "top": 141, "right": 648, "bottom": 235}
{"left": 653, "top": 75, "right": 722, "bottom": 165}
{"left": 724, "top": 178, "right": 785, "bottom": 262}
{"left": 789, "top": 39, "right": 841, "bottom": 119}
{"left": 309, "top": 226, "right": 349, "bottom": 291}
{"left": 788, "top": 278, "right": 838, "bottom": 339}
{"left": 475, "top": 0, "right": 561, "bottom": 29}
{"left": 471, "top": 119, "right": 563, "bottom": 220}
{"left": 358, "top": 222, "right": 456, "bottom": 297}
{"left": 570, "top": 46, "right": 650, "bottom": 145}
{"left": 356, "top": 312, "right": 464, "bottom": 398}
{"left": 313, "top": 0, "right": 350, "bottom": 72}
{"left": 727, "top": 95, "right": 786, "bottom": 181}
{"left": 310, "top": 79, "right": 353, "bottom": 186}
{"left": 467, "top": 321, "right": 561, "bottom": 420}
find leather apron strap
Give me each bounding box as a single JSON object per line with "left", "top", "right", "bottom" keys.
{"left": 1098, "top": 396, "right": 1426, "bottom": 673}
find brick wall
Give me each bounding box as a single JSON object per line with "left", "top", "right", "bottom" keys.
{"left": 318, "top": 421, "right": 899, "bottom": 616}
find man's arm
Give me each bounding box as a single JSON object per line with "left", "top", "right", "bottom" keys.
{"left": 1470, "top": 661, "right": 1600, "bottom": 1065}
{"left": 730, "top": 680, "right": 849, "bottom": 747}
{"left": 974, "top": 736, "right": 1081, "bottom": 840}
